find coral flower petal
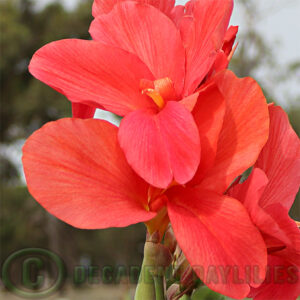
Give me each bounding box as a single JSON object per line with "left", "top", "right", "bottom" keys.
{"left": 249, "top": 255, "right": 300, "bottom": 300}
{"left": 222, "top": 25, "right": 239, "bottom": 56}
{"left": 228, "top": 168, "right": 269, "bottom": 216}
{"left": 263, "top": 204, "right": 300, "bottom": 266}
{"left": 170, "top": 5, "right": 185, "bottom": 26}
{"left": 90, "top": 2, "right": 185, "bottom": 96}
{"left": 199, "top": 70, "right": 269, "bottom": 193}
{"left": 22, "top": 118, "right": 156, "bottom": 229}
{"left": 167, "top": 187, "right": 267, "bottom": 298}
{"left": 118, "top": 101, "right": 200, "bottom": 188}
{"left": 228, "top": 168, "right": 296, "bottom": 248}
{"left": 72, "top": 103, "right": 96, "bottom": 119}
{"left": 181, "top": 0, "right": 233, "bottom": 95}
{"left": 92, "top": 0, "right": 175, "bottom": 18}
{"left": 29, "top": 39, "right": 156, "bottom": 116}
{"left": 189, "top": 82, "right": 226, "bottom": 185}
{"left": 255, "top": 106, "right": 300, "bottom": 210}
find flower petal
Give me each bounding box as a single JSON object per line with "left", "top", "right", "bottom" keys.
{"left": 29, "top": 39, "right": 156, "bottom": 116}
{"left": 206, "top": 51, "right": 229, "bottom": 79}
{"left": 228, "top": 168, "right": 295, "bottom": 248}
{"left": 228, "top": 166, "right": 300, "bottom": 266}
{"left": 118, "top": 101, "right": 200, "bottom": 188}
{"left": 22, "top": 118, "right": 155, "bottom": 229}
{"left": 249, "top": 255, "right": 300, "bottom": 300}
{"left": 92, "top": 0, "right": 175, "bottom": 18}
{"left": 92, "top": 0, "right": 117, "bottom": 16}
{"left": 228, "top": 168, "right": 268, "bottom": 215}
{"left": 255, "top": 105, "right": 300, "bottom": 210}
{"left": 90, "top": 2, "right": 185, "bottom": 96}
{"left": 181, "top": 0, "right": 233, "bottom": 95}
{"left": 222, "top": 25, "right": 238, "bottom": 56}
{"left": 199, "top": 70, "right": 269, "bottom": 193}
{"left": 206, "top": 25, "right": 238, "bottom": 78}
{"left": 263, "top": 204, "right": 300, "bottom": 267}
{"left": 189, "top": 82, "right": 226, "bottom": 185}
{"left": 167, "top": 187, "right": 267, "bottom": 298}
{"left": 178, "top": 92, "right": 199, "bottom": 112}
{"left": 170, "top": 5, "right": 185, "bottom": 27}
{"left": 72, "top": 103, "right": 96, "bottom": 119}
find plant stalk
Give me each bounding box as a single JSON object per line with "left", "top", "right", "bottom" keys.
{"left": 134, "top": 256, "right": 156, "bottom": 300}
{"left": 153, "top": 274, "right": 165, "bottom": 300}
{"left": 134, "top": 232, "right": 172, "bottom": 300}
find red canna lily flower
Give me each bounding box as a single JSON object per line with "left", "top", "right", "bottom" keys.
{"left": 228, "top": 105, "right": 300, "bottom": 300}
{"left": 29, "top": 0, "right": 237, "bottom": 189}
{"left": 23, "top": 68, "right": 270, "bottom": 299}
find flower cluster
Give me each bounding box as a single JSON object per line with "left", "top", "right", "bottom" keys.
{"left": 23, "top": 0, "right": 300, "bottom": 299}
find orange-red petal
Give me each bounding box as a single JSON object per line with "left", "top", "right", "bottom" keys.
{"left": 167, "top": 187, "right": 267, "bottom": 298}
{"left": 92, "top": 0, "right": 175, "bottom": 18}
{"left": 22, "top": 118, "right": 155, "bottom": 229}
{"left": 29, "top": 39, "right": 156, "bottom": 116}
{"left": 118, "top": 101, "right": 200, "bottom": 188}
{"left": 189, "top": 82, "right": 226, "bottom": 185}
{"left": 199, "top": 70, "right": 269, "bottom": 193}
{"left": 255, "top": 106, "right": 300, "bottom": 210}
{"left": 90, "top": 2, "right": 185, "bottom": 96}
{"left": 181, "top": 0, "right": 233, "bottom": 95}
{"left": 72, "top": 103, "right": 96, "bottom": 119}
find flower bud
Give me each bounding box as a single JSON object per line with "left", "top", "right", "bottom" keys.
{"left": 164, "top": 224, "right": 177, "bottom": 254}
{"left": 144, "top": 231, "right": 172, "bottom": 276}
{"left": 173, "top": 250, "right": 190, "bottom": 280}
{"left": 146, "top": 230, "right": 160, "bottom": 243}
{"left": 167, "top": 283, "right": 180, "bottom": 300}
{"left": 180, "top": 265, "right": 195, "bottom": 288}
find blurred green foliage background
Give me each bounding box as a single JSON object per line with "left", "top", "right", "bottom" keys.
{"left": 0, "top": 0, "right": 299, "bottom": 299}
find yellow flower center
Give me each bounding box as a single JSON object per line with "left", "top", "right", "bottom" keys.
{"left": 140, "top": 77, "right": 177, "bottom": 109}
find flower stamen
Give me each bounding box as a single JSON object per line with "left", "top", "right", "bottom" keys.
{"left": 141, "top": 77, "right": 177, "bottom": 109}
{"left": 142, "top": 88, "right": 165, "bottom": 109}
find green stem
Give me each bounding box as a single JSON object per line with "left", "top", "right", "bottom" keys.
{"left": 153, "top": 275, "right": 165, "bottom": 300}
{"left": 179, "top": 296, "right": 191, "bottom": 300}
{"left": 134, "top": 256, "right": 156, "bottom": 300}
{"left": 134, "top": 232, "right": 171, "bottom": 300}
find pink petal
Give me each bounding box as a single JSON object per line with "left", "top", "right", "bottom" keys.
{"left": 199, "top": 70, "right": 269, "bottom": 193}
{"left": 29, "top": 39, "right": 156, "bottom": 116}
{"left": 255, "top": 105, "right": 300, "bottom": 210}
{"left": 167, "top": 187, "right": 267, "bottom": 298}
{"left": 90, "top": 2, "right": 185, "bottom": 96}
{"left": 181, "top": 0, "right": 233, "bottom": 95}
{"left": 118, "top": 101, "right": 200, "bottom": 188}
{"left": 22, "top": 118, "right": 155, "bottom": 229}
